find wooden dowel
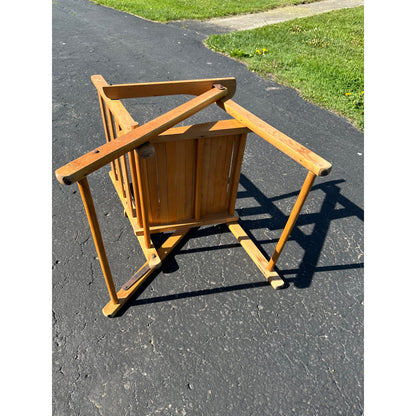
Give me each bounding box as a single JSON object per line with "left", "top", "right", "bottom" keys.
{"left": 106, "top": 106, "right": 125, "bottom": 197}
{"left": 92, "top": 75, "right": 139, "bottom": 132}
{"left": 129, "top": 150, "right": 142, "bottom": 227}
{"left": 77, "top": 177, "right": 118, "bottom": 305}
{"left": 267, "top": 171, "right": 317, "bottom": 271}
{"left": 98, "top": 95, "right": 117, "bottom": 178}
{"left": 136, "top": 156, "right": 152, "bottom": 249}
{"left": 116, "top": 120, "right": 134, "bottom": 216}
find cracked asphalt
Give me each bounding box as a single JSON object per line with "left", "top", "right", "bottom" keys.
{"left": 52, "top": 0, "right": 364, "bottom": 414}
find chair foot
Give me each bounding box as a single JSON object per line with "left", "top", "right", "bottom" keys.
{"left": 102, "top": 228, "right": 192, "bottom": 317}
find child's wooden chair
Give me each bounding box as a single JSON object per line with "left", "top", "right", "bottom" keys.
{"left": 55, "top": 75, "right": 332, "bottom": 317}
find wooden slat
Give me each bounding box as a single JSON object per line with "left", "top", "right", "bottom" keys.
{"left": 221, "top": 135, "right": 235, "bottom": 210}
{"left": 184, "top": 139, "right": 196, "bottom": 219}
{"left": 134, "top": 212, "right": 239, "bottom": 235}
{"left": 56, "top": 85, "right": 229, "bottom": 185}
{"left": 194, "top": 138, "right": 204, "bottom": 221}
{"left": 152, "top": 119, "right": 250, "bottom": 144}
{"left": 101, "top": 77, "right": 236, "bottom": 101}
{"left": 200, "top": 137, "right": 212, "bottom": 217}
{"left": 206, "top": 137, "right": 218, "bottom": 214}
{"left": 212, "top": 135, "right": 230, "bottom": 212}
{"left": 145, "top": 154, "right": 160, "bottom": 224}
{"left": 155, "top": 143, "right": 169, "bottom": 225}
{"left": 175, "top": 140, "right": 187, "bottom": 221}
{"left": 220, "top": 99, "right": 332, "bottom": 177}
{"left": 227, "top": 133, "right": 247, "bottom": 215}
{"left": 166, "top": 141, "right": 178, "bottom": 223}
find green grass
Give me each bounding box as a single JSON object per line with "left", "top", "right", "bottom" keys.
{"left": 91, "top": 0, "right": 320, "bottom": 22}
{"left": 206, "top": 7, "right": 364, "bottom": 130}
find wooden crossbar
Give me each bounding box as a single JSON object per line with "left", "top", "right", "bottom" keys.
{"left": 100, "top": 77, "right": 236, "bottom": 101}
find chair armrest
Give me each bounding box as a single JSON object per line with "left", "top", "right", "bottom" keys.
{"left": 220, "top": 99, "right": 332, "bottom": 177}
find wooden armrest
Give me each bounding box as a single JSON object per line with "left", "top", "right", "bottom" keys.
{"left": 220, "top": 99, "right": 332, "bottom": 176}
{"left": 97, "top": 76, "right": 237, "bottom": 102}
{"left": 55, "top": 84, "right": 229, "bottom": 185}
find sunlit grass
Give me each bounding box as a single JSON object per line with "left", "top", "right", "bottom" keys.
{"left": 91, "top": 0, "right": 320, "bottom": 22}
{"left": 206, "top": 7, "right": 364, "bottom": 129}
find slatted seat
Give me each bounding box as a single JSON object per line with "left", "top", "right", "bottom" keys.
{"left": 55, "top": 75, "right": 332, "bottom": 317}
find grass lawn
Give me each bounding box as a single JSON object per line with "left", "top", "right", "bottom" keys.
{"left": 91, "top": 0, "right": 320, "bottom": 22}
{"left": 206, "top": 6, "right": 364, "bottom": 130}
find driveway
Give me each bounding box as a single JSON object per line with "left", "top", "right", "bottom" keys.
{"left": 52, "top": 1, "right": 363, "bottom": 414}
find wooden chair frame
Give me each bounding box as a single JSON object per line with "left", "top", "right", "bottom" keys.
{"left": 55, "top": 75, "right": 332, "bottom": 317}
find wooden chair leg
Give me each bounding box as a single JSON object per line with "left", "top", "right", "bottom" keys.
{"left": 77, "top": 177, "right": 119, "bottom": 306}
{"left": 102, "top": 227, "right": 192, "bottom": 317}
{"left": 267, "top": 170, "right": 316, "bottom": 271}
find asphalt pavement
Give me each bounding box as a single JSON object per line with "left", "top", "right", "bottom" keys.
{"left": 52, "top": 0, "right": 364, "bottom": 415}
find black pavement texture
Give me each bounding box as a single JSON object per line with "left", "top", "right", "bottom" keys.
{"left": 52, "top": 1, "right": 364, "bottom": 415}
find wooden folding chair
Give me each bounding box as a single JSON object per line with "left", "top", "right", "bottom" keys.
{"left": 55, "top": 75, "right": 332, "bottom": 317}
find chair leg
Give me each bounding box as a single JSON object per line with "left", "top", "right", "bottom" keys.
{"left": 102, "top": 227, "right": 192, "bottom": 317}
{"left": 77, "top": 177, "right": 119, "bottom": 305}
{"left": 267, "top": 171, "right": 316, "bottom": 271}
